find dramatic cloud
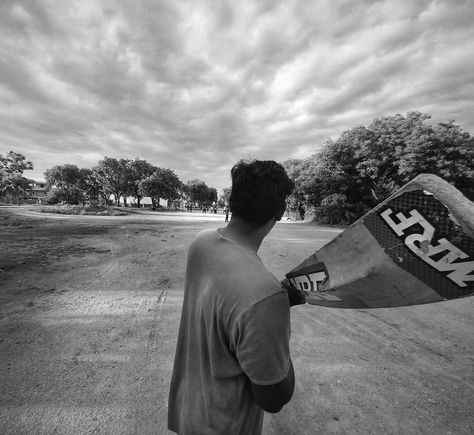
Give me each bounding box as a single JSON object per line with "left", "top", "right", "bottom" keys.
{"left": 1, "top": 0, "right": 473, "bottom": 190}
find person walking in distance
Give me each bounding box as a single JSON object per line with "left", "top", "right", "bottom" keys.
{"left": 224, "top": 203, "right": 230, "bottom": 222}
{"left": 168, "top": 160, "right": 305, "bottom": 435}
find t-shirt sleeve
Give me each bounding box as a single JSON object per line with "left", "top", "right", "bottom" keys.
{"left": 234, "top": 291, "right": 291, "bottom": 386}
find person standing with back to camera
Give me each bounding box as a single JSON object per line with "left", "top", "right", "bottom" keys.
{"left": 168, "top": 159, "right": 306, "bottom": 435}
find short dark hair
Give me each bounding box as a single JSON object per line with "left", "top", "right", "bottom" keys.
{"left": 229, "top": 160, "right": 294, "bottom": 227}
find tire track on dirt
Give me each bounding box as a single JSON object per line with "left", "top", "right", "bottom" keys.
{"left": 125, "top": 289, "right": 172, "bottom": 434}
{"left": 145, "top": 289, "right": 168, "bottom": 356}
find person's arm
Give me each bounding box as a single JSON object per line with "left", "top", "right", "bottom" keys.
{"left": 249, "top": 358, "right": 295, "bottom": 413}
{"left": 235, "top": 292, "right": 294, "bottom": 412}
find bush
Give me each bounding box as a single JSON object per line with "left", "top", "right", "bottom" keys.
{"left": 43, "top": 187, "right": 84, "bottom": 205}
{"left": 44, "top": 188, "right": 66, "bottom": 204}
{"left": 313, "top": 194, "right": 352, "bottom": 225}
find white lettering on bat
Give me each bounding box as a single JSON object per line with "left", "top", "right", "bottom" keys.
{"left": 290, "top": 271, "right": 327, "bottom": 292}
{"left": 380, "top": 208, "right": 474, "bottom": 287}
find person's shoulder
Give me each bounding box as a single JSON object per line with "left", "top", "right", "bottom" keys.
{"left": 254, "top": 270, "right": 285, "bottom": 299}
{"left": 194, "top": 228, "right": 217, "bottom": 240}
{"left": 189, "top": 228, "right": 218, "bottom": 249}
{"left": 232, "top": 260, "right": 285, "bottom": 304}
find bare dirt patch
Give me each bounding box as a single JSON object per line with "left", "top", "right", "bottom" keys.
{"left": 0, "top": 208, "right": 213, "bottom": 434}
{"left": 1, "top": 208, "right": 473, "bottom": 435}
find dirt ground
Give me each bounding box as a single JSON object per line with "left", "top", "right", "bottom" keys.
{"left": 0, "top": 207, "right": 473, "bottom": 435}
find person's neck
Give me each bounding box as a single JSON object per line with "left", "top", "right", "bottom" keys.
{"left": 220, "top": 216, "right": 276, "bottom": 253}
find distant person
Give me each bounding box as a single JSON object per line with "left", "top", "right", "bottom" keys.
{"left": 224, "top": 203, "right": 229, "bottom": 222}
{"left": 168, "top": 159, "right": 305, "bottom": 435}
{"left": 298, "top": 202, "right": 305, "bottom": 221}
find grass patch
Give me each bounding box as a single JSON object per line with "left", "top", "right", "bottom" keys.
{"left": 38, "top": 204, "right": 128, "bottom": 216}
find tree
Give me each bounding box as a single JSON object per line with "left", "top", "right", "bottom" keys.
{"left": 44, "top": 164, "right": 83, "bottom": 204}
{"left": 0, "top": 174, "right": 32, "bottom": 204}
{"left": 355, "top": 112, "right": 429, "bottom": 200}
{"left": 138, "top": 168, "right": 182, "bottom": 210}
{"left": 207, "top": 187, "right": 218, "bottom": 204}
{"left": 281, "top": 158, "right": 309, "bottom": 216}
{"left": 76, "top": 168, "right": 102, "bottom": 204}
{"left": 44, "top": 188, "right": 67, "bottom": 205}
{"left": 316, "top": 193, "right": 353, "bottom": 225}
{"left": 292, "top": 137, "right": 371, "bottom": 223}
{"left": 183, "top": 179, "right": 214, "bottom": 205}
{"left": 93, "top": 157, "right": 130, "bottom": 206}
{"left": 0, "top": 151, "right": 33, "bottom": 176}
{"left": 219, "top": 187, "right": 231, "bottom": 206}
{"left": 0, "top": 151, "right": 34, "bottom": 203}
{"left": 399, "top": 120, "right": 474, "bottom": 200}
{"left": 125, "top": 158, "right": 157, "bottom": 207}
{"left": 300, "top": 111, "right": 473, "bottom": 225}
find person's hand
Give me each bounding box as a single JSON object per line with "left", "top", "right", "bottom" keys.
{"left": 281, "top": 278, "right": 307, "bottom": 306}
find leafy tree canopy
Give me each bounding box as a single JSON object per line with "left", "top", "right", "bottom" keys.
{"left": 93, "top": 157, "right": 130, "bottom": 206}
{"left": 0, "top": 173, "right": 32, "bottom": 204}
{"left": 44, "top": 164, "right": 83, "bottom": 204}
{"left": 219, "top": 187, "right": 231, "bottom": 205}
{"left": 138, "top": 168, "right": 182, "bottom": 208}
{"left": 125, "top": 158, "right": 158, "bottom": 206}
{"left": 282, "top": 111, "right": 473, "bottom": 225}
{"left": 44, "top": 164, "right": 81, "bottom": 189}
{"left": 184, "top": 179, "right": 215, "bottom": 204}
{"left": 0, "top": 151, "right": 33, "bottom": 177}
{"left": 0, "top": 151, "right": 34, "bottom": 203}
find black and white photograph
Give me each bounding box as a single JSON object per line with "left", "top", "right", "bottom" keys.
{"left": 1, "top": 1, "right": 473, "bottom": 434}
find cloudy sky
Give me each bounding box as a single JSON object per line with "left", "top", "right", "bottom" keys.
{"left": 1, "top": 0, "right": 473, "bottom": 191}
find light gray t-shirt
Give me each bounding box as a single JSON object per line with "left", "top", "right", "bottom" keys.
{"left": 168, "top": 228, "right": 291, "bottom": 435}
